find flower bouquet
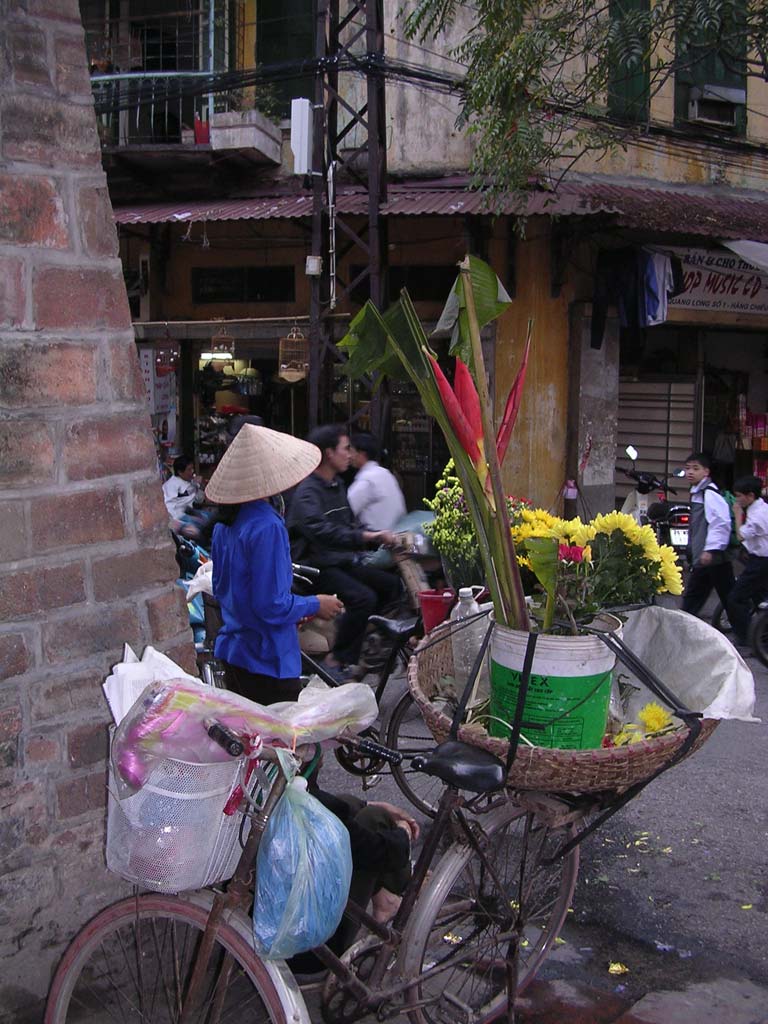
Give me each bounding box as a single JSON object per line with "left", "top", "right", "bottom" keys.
{"left": 339, "top": 255, "right": 689, "bottom": 758}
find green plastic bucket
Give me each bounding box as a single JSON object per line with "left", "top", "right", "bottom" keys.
{"left": 488, "top": 616, "right": 620, "bottom": 749}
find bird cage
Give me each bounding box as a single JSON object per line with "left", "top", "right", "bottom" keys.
{"left": 208, "top": 326, "right": 235, "bottom": 360}
{"left": 278, "top": 326, "right": 309, "bottom": 383}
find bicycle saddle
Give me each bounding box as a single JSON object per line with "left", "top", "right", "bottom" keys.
{"left": 368, "top": 614, "right": 419, "bottom": 641}
{"left": 411, "top": 740, "right": 506, "bottom": 794}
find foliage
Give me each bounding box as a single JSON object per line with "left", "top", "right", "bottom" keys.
{"left": 512, "top": 508, "right": 684, "bottom": 632}
{"left": 405, "top": 0, "right": 766, "bottom": 197}
{"left": 339, "top": 256, "right": 530, "bottom": 630}
{"left": 425, "top": 460, "right": 532, "bottom": 588}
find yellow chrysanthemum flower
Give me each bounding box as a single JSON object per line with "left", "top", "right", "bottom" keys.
{"left": 638, "top": 702, "right": 673, "bottom": 734}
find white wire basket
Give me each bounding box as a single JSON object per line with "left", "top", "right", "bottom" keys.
{"left": 106, "top": 754, "right": 249, "bottom": 893}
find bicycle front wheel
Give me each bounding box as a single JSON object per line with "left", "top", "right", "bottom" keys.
{"left": 399, "top": 800, "right": 579, "bottom": 1023}
{"left": 45, "top": 892, "right": 303, "bottom": 1024}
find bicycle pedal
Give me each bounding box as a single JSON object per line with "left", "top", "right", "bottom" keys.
{"left": 362, "top": 773, "right": 382, "bottom": 790}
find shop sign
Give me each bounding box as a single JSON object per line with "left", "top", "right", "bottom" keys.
{"left": 669, "top": 246, "right": 768, "bottom": 315}
{"left": 138, "top": 347, "right": 174, "bottom": 415}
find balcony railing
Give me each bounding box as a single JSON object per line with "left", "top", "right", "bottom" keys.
{"left": 91, "top": 71, "right": 223, "bottom": 146}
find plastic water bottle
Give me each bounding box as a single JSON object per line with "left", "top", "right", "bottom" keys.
{"left": 450, "top": 588, "right": 490, "bottom": 697}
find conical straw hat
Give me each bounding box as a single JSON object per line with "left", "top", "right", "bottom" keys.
{"left": 205, "top": 424, "right": 321, "bottom": 504}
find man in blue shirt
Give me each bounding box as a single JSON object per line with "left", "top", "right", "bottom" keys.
{"left": 206, "top": 424, "right": 343, "bottom": 705}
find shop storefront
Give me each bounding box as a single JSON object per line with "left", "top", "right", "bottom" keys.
{"left": 614, "top": 243, "right": 768, "bottom": 502}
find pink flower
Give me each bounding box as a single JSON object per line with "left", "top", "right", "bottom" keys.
{"left": 558, "top": 544, "right": 585, "bottom": 563}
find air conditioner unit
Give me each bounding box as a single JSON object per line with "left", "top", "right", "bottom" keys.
{"left": 688, "top": 84, "right": 745, "bottom": 127}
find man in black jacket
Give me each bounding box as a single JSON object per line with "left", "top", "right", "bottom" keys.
{"left": 287, "top": 424, "right": 400, "bottom": 677}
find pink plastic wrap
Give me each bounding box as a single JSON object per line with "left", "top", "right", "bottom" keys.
{"left": 111, "top": 678, "right": 377, "bottom": 794}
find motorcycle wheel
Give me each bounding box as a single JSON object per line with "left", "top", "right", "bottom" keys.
{"left": 748, "top": 607, "right": 768, "bottom": 668}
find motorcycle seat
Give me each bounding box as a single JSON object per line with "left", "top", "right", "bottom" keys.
{"left": 411, "top": 739, "right": 506, "bottom": 794}
{"left": 648, "top": 500, "right": 672, "bottom": 518}
{"left": 368, "top": 614, "right": 420, "bottom": 642}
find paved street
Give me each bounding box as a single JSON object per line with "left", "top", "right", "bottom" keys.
{"left": 312, "top": 619, "right": 768, "bottom": 1023}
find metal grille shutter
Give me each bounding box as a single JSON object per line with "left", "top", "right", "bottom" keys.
{"left": 615, "top": 380, "right": 697, "bottom": 506}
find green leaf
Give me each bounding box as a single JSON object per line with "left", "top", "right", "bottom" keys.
{"left": 433, "top": 255, "right": 511, "bottom": 363}
{"left": 524, "top": 535, "right": 559, "bottom": 601}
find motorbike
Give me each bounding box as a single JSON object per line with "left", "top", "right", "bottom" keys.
{"left": 618, "top": 445, "right": 690, "bottom": 564}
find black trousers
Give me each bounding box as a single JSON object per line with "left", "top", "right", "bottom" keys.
{"left": 727, "top": 554, "right": 768, "bottom": 643}
{"left": 682, "top": 556, "right": 735, "bottom": 618}
{"left": 317, "top": 563, "right": 401, "bottom": 665}
{"left": 221, "top": 662, "right": 302, "bottom": 705}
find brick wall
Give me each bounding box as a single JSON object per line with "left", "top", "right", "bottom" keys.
{"left": 0, "top": 2, "right": 193, "bottom": 1019}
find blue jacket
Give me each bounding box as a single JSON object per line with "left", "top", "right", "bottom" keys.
{"left": 212, "top": 500, "right": 319, "bottom": 679}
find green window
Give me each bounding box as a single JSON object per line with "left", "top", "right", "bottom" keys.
{"left": 607, "top": 0, "right": 651, "bottom": 123}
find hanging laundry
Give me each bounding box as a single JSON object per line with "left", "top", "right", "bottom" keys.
{"left": 590, "top": 248, "right": 686, "bottom": 347}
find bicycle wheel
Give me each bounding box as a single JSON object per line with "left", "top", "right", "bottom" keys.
{"left": 45, "top": 892, "right": 305, "bottom": 1024}
{"left": 386, "top": 690, "right": 448, "bottom": 817}
{"left": 399, "top": 800, "right": 579, "bottom": 1024}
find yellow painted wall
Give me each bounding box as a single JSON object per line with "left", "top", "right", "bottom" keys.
{"left": 494, "top": 221, "right": 571, "bottom": 510}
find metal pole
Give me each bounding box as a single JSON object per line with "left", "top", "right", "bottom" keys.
{"left": 309, "top": 0, "right": 328, "bottom": 429}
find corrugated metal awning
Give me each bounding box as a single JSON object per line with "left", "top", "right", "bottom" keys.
{"left": 113, "top": 176, "right": 768, "bottom": 241}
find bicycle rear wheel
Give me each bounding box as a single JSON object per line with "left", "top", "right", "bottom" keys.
{"left": 400, "top": 800, "right": 579, "bottom": 1023}
{"left": 45, "top": 892, "right": 302, "bottom": 1024}
{"left": 386, "top": 690, "right": 449, "bottom": 817}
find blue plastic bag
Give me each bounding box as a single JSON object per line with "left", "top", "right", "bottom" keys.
{"left": 253, "top": 752, "right": 352, "bottom": 959}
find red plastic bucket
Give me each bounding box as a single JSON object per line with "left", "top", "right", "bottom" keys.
{"left": 418, "top": 589, "right": 455, "bottom": 633}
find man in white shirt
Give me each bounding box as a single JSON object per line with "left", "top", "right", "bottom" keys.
{"left": 682, "top": 452, "right": 734, "bottom": 617}
{"left": 348, "top": 433, "right": 406, "bottom": 531}
{"left": 162, "top": 455, "right": 205, "bottom": 523}
{"left": 727, "top": 475, "right": 768, "bottom": 646}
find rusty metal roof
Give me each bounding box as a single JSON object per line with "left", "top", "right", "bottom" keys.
{"left": 112, "top": 176, "right": 768, "bottom": 240}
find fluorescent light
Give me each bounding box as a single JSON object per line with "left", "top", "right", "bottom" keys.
{"left": 201, "top": 351, "right": 232, "bottom": 360}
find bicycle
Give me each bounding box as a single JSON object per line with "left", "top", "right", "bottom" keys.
{"left": 45, "top": 723, "right": 578, "bottom": 1024}
{"left": 46, "top": 613, "right": 714, "bottom": 1024}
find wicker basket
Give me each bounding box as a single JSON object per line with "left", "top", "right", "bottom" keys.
{"left": 408, "top": 623, "right": 718, "bottom": 794}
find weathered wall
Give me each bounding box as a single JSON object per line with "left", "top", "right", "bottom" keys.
{"left": 0, "top": 2, "right": 192, "bottom": 1019}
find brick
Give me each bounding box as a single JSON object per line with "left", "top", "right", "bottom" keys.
{"left": 108, "top": 338, "right": 148, "bottom": 403}
{"left": 162, "top": 638, "right": 199, "bottom": 677}
{"left": 8, "top": 23, "right": 51, "bottom": 89}
{"left": 33, "top": 264, "right": 129, "bottom": 330}
{"left": 0, "top": 633, "right": 32, "bottom": 680}
{"left": 0, "top": 420, "right": 55, "bottom": 487}
{"left": 0, "top": 173, "right": 68, "bottom": 248}
{"left": 29, "top": 670, "right": 103, "bottom": 723}
{"left": 0, "top": 707, "right": 22, "bottom": 742}
{"left": 146, "top": 587, "right": 189, "bottom": 642}
{"left": 63, "top": 415, "right": 156, "bottom": 482}
{"left": 76, "top": 184, "right": 118, "bottom": 258}
{"left": 0, "top": 342, "right": 97, "bottom": 409}
{"left": 0, "top": 501, "right": 28, "bottom": 563}
{"left": 42, "top": 604, "right": 141, "bottom": 665}
{"left": 0, "top": 255, "right": 26, "bottom": 327}
{"left": 56, "top": 771, "right": 106, "bottom": 819}
{"left": 0, "top": 562, "right": 86, "bottom": 622}
{"left": 2, "top": 96, "right": 100, "bottom": 169}
{"left": 25, "top": 734, "right": 60, "bottom": 764}
{"left": 67, "top": 722, "right": 108, "bottom": 768}
{"left": 132, "top": 477, "right": 171, "bottom": 535}
{"left": 30, "top": 487, "right": 125, "bottom": 552}
{"left": 54, "top": 32, "right": 92, "bottom": 96}
{"left": 92, "top": 545, "right": 177, "bottom": 602}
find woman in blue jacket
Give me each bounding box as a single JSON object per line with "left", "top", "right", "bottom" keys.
{"left": 206, "top": 424, "right": 343, "bottom": 705}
